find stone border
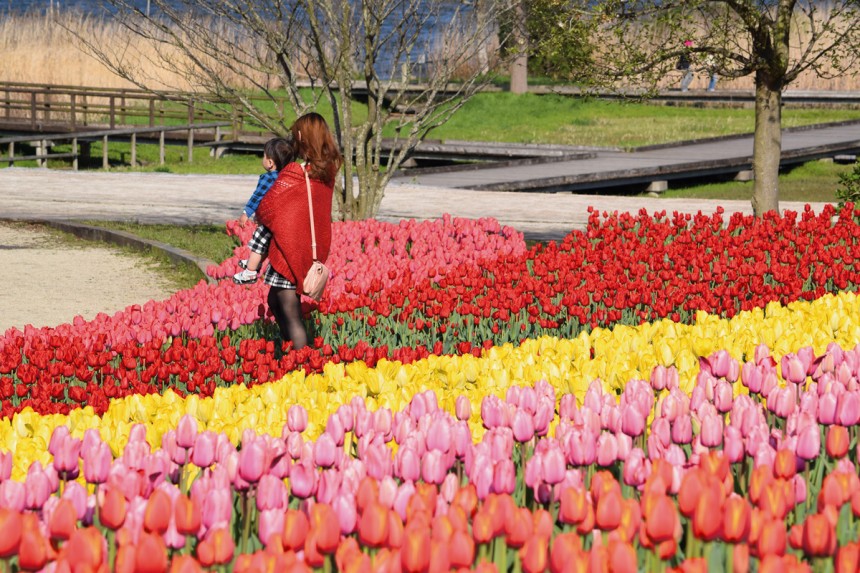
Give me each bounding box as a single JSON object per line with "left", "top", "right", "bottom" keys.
{"left": 3, "top": 219, "right": 218, "bottom": 285}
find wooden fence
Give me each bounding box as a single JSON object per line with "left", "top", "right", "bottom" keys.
{"left": 0, "top": 122, "right": 230, "bottom": 169}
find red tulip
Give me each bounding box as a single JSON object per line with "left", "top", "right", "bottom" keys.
{"left": 519, "top": 535, "right": 549, "bottom": 573}
{"left": 449, "top": 529, "right": 475, "bottom": 568}
{"left": 757, "top": 519, "right": 787, "bottom": 557}
{"left": 826, "top": 425, "right": 850, "bottom": 459}
{"left": 558, "top": 487, "right": 589, "bottom": 525}
{"left": 836, "top": 541, "right": 860, "bottom": 573}
{"left": 18, "top": 514, "right": 51, "bottom": 571}
{"left": 594, "top": 488, "right": 622, "bottom": 531}
{"left": 550, "top": 532, "right": 586, "bottom": 573}
{"left": 310, "top": 503, "right": 340, "bottom": 554}
{"left": 645, "top": 495, "right": 678, "bottom": 544}
{"left": 722, "top": 496, "right": 751, "bottom": 544}
{"left": 801, "top": 513, "right": 836, "bottom": 557}
{"left": 505, "top": 507, "right": 534, "bottom": 549}
{"left": 174, "top": 493, "right": 201, "bottom": 536}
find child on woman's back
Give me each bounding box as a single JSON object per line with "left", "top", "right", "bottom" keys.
{"left": 233, "top": 137, "right": 296, "bottom": 284}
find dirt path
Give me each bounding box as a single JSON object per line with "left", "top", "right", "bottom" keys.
{"left": 0, "top": 222, "right": 176, "bottom": 334}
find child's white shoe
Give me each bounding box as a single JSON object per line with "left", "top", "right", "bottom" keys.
{"left": 233, "top": 269, "right": 258, "bottom": 284}
{"left": 238, "top": 259, "right": 249, "bottom": 269}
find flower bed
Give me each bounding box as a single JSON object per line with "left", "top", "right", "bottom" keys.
{"left": 0, "top": 206, "right": 859, "bottom": 571}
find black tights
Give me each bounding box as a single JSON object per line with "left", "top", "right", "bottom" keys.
{"left": 267, "top": 287, "right": 307, "bottom": 350}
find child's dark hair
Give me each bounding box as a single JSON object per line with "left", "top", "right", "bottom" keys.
{"left": 263, "top": 137, "right": 295, "bottom": 171}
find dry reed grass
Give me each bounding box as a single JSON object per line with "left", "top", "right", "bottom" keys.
{"left": 0, "top": 10, "right": 856, "bottom": 92}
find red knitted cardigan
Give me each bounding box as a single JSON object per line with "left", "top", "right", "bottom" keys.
{"left": 255, "top": 162, "right": 333, "bottom": 293}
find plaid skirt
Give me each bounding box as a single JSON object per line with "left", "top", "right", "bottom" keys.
{"left": 248, "top": 224, "right": 272, "bottom": 255}
{"left": 263, "top": 264, "right": 296, "bottom": 290}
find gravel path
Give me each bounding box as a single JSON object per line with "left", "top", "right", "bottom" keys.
{"left": 0, "top": 222, "right": 176, "bottom": 333}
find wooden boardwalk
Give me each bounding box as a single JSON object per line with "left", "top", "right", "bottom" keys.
{"left": 392, "top": 121, "right": 860, "bottom": 193}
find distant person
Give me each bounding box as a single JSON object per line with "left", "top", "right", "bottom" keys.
{"left": 233, "top": 137, "right": 296, "bottom": 284}
{"left": 678, "top": 40, "right": 694, "bottom": 92}
{"left": 705, "top": 54, "right": 719, "bottom": 92}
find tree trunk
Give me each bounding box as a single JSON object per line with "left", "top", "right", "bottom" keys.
{"left": 509, "top": 1, "right": 528, "bottom": 94}
{"left": 751, "top": 74, "right": 782, "bottom": 216}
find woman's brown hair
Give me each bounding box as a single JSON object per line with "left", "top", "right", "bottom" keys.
{"left": 291, "top": 112, "right": 343, "bottom": 186}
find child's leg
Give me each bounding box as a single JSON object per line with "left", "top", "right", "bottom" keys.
{"left": 245, "top": 224, "right": 271, "bottom": 271}
{"left": 234, "top": 224, "right": 271, "bottom": 284}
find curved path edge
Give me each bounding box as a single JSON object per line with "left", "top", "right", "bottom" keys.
{"left": 2, "top": 218, "right": 219, "bottom": 285}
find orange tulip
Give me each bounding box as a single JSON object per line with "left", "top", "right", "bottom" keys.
{"left": 401, "top": 528, "right": 431, "bottom": 573}
{"left": 671, "top": 557, "right": 707, "bottom": 573}
{"left": 143, "top": 489, "right": 172, "bottom": 534}
{"left": 207, "top": 527, "right": 235, "bottom": 566}
{"left": 0, "top": 507, "right": 22, "bottom": 558}
{"left": 310, "top": 503, "right": 340, "bottom": 554}
{"left": 595, "top": 488, "right": 622, "bottom": 531}
{"left": 388, "top": 509, "right": 405, "bottom": 548}
{"left": 722, "top": 496, "right": 751, "bottom": 544}
{"left": 429, "top": 538, "right": 450, "bottom": 573}
{"left": 173, "top": 494, "right": 201, "bottom": 537}
{"left": 18, "top": 515, "right": 51, "bottom": 572}
{"left": 757, "top": 519, "right": 786, "bottom": 557}
{"left": 452, "top": 484, "right": 478, "bottom": 517}
{"left": 356, "top": 476, "right": 379, "bottom": 514}
{"left": 283, "top": 508, "right": 310, "bottom": 551}
{"left": 819, "top": 472, "right": 853, "bottom": 511}
{"left": 519, "top": 535, "right": 549, "bottom": 573}
{"left": 802, "top": 513, "right": 836, "bottom": 557}
{"left": 533, "top": 509, "right": 553, "bottom": 539}
{"left": 558, "top": 487, "right": 589, "bottom": 525}
{"left": 505, "top": 508, "right": 534, "bottom": 548}
{"left": 692, "top": 485, "right": 723, "bottom": 542}
{"left": 759, "top": 480, "right": 790, "bottom": 521}
{"left": 168, "top": 554, "right": 205, "bottom": 573}
{"left": 677, "top": 468, "right": 705, "bottom": 517}
{"left": 134, "top": 532, "right": 168, "bottom": 573}
{"left": 472, "top": 510, "right": 495, "bottom": 544}
{"left": 645, "top": 494, "right": 678, "bottom": 544}
{"left": 358, "top": 501, "right": 390, "bottom": 548}
{"left": 773, "top": 449, "right": 797, "bottom": 480}
{"left": 414, "top": 482, "right": 438, "bottom": 518}
{"left": 100, "top": 487, "right": 127, "bottom": 530}
{"left": 699, "top": 450, "right": 730, "bottom": 482}
{"left": 607, "top": 540, "right": 636, "bottom": 573}
{"left": 836, "top": 541, "right": 860, "bottom": 573}
{"left": 302, "top": 530, "right": 325, "bottom": 568}
{"left": 432, "top": 514, "right": 455, "bottom": 543}
{"left": 576, "top": 502, "right": 595, "bottom": 536}
{"left": 61, "top": 526, "right": 104, "bottom": 568}
{"left": 48, "top": 498, "right": 78, "bottom": 541}
{"left": 655, "top": 538, "right": 677, "bottom": 560}
{"left": 733, "top": 543, "right": 750, "bottom": 573}
{"left": 449, "top": 529, "right": 475, "bottom": 568}
{"left": 550, "top": 532, "right": 584, "bottom": 573}
{"left": 826, "top": 425, "right": 850, "bottom": 459}
{"left": 749, "top": 465, "right": 774, "bottom": 505}
{"left": 590, "top": 471, "right": 621, "bottom": 504}
{"left": 335, "top": 537, "right": 364, "bottom": 573}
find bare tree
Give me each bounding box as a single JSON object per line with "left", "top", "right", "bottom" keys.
{"left": 73, "top": 1, "right": 505, "bottom": 220}
{"left": 509, "top": 0, "right": 528, "bottom": 94}
{"left": 550, "top": 1, "right": 860, "bottom": 216}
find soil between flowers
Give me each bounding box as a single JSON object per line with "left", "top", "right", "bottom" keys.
{"left": 0, "top": 222, "right": 177, "bottom": 333}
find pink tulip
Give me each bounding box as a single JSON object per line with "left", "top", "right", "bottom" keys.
{"left": 781, "top": 353, "right": 808, "bottom": 385}
{"left": 714, "top": 380, "right": 734, "bottom": 413}
{"left": 313, "top": 433, "right": 337, "bottom": 469}
{"left": 623, "top": 448, "right": 648, "bottom": 487}
{"left": 452, "top": 422, "right": 472, "bottom": 459}
{"left": 289, "top": 461, "right": 317, "bottom": 499}
{"left": 397, "top": 447, "right": 421, "bottom": 482}
{"left": 481, "top": 396, "right": 505, "bottom": 429}
{"left": 836, "top": 391, "right": 860, "bottom": 426}
{"left": 512, "top": 409, "right": 535, "bottom": 443}
{"left": 173, "top": 415, "right": 197, "bottom": 450}
{"left": 392, "top": 481, "right": 416, "bottom": 521}
{"left": 0, "top": 480, "right": 25, "bottom": 511}
{"left": 620, "top": 404, "right": 645, "bottom": 438}
{"left": 769, "top": 387, "right": 797, "bottom": 419}
{"left": 256, "top": 474, "right": 287, "bottom": 511}
{"left": 534, "top": 401, "right": 553, "bottom": 436}
{"left": 492, "top": 458, "right": 516, "bottom": 494}
{"left": 650, "top": 418, "right": 671, "bottom": 449}
{"left": 373, "top": 408, "right": 393, "bottom": 438}
{"left": 0, "top": 451, "right": 11, "bottom": 482}
{"left": 237, "top": 439, "right": 267, "bottom": 484}
{"left": 426, "top": 418, "right": 452, "bottom": 453}
{"left": 818, "top": 393, "right": 838, "bottom": 425}
{"left": 287, "top": 405, "right": 308, "bottom": 433}
{"left": 337, "top": 404, "right": 355, "bottom": 433}
{"left": 201, "top": 487, "right": 232, "bottom": 530}
{"left": 742, "top": 362, "right": 763, "bottom": 393}
{"left": 672, "top": 414, "right": 693, "bottom": 444}
{"left": 62, "top": 481, "right": 89, "bottom": 521}
{"left": 541, "top": 444, "right": 566, "bottom": 485}
{"left": 566, "top": 429, "right": 597, "bottom": 466}
{"left": 650, "top": 365, "right": 670, "bottom": 391}
{"left": 25, "top": 464, "right": 53, "bottom": 510}
{"left": 699, "top": 412, "right": 724, "bottom": 448}
{"left": 596, "top": 433, "right": 618, "bottom": 467}
{"left": 48, "top": 426, "right": 71, "bottom": 457}
{"left": 724, "top": 426, "right": 745, "bottom": 463}
{"left": 332, "top": 493, "right": 357, "bottom": 534}
{"left": 257, "top": 508, "right": 284, "bottom": 546}
{"left": 761, "top": 370, "right": 779, "bottom": 398}
{"left": 83, "top": 441, "right": 112, "bottom": 484}
{"left": 559, "top": 394, "right": 578, "bottom": 421}
{"left": 795, "top": 424, "right": 821, "bottom": 460}
{"left": 190, "top": 431, "right": 216, "bottom": 469}
{"left": 421, "top": 450, "right": 447, "bottom": 485}
{"left": 455, "top": 396, "right": 471, "bottom": 421}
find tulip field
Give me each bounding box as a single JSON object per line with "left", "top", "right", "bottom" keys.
{"left": 2, "top": 205, "right": 860, "bottom": 572}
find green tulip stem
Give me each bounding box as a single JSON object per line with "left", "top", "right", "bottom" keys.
{"left": 323, "top": 554, "right": 333, "bottom": 573}
{"left": 107, "top": 529, "right": 116, "bottom": 570}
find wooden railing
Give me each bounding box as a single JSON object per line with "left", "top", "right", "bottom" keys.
{"left": 0, "top": 122, "right": 231, "bottom": 169}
